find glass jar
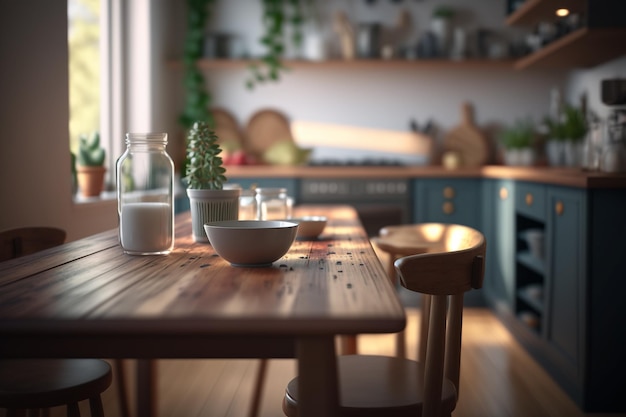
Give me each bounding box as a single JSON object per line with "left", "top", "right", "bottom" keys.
{"left": 116, "top": 133, "right": 174, "bottom": 255}
{"left": 255, "top": 187, "right": 289, "bottom": 220}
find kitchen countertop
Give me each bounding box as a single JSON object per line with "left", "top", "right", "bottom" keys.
{"left": 224, "top": 165, "right": 626, "bottom": 189}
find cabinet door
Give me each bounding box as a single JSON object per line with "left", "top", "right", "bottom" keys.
{"left": 414, "top": 179, "right": 481, "bottom": 229}
{"left": 483, "top": 179, "right": 516, "bottom": 313}
{"left": 545, "top": 186, "right": 586, "bottom": 378}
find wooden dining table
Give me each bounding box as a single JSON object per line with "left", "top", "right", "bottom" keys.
{"left": 0, "top": 205, "right": 406, "bottom": 417}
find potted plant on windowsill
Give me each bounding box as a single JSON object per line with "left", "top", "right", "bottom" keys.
{"left": 184, "top": 121, "right": 240, "bottom": 243}
{"left": 499, "top": 119, "right": 536, "bottom": 166}
{"left": 75, "top": 131, "right": 106, "bottom": 197}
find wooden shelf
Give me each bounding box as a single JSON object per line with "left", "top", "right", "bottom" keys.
{"left": 514, "top": 27, "right": 626, "bottom": 69}
{"left": 506, "top": 0, "right": 586, "bottom": 27}
{"left": 167, "top": 58, "right": 516, "bottom": 71}
{"left": 505, "top": 0, "right": 626, "bottom": 69}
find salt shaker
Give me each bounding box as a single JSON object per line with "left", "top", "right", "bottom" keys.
{"left": 116, "top": 133, "right": 175, "bottom": 255}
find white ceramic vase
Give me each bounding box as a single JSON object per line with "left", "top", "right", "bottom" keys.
{"left": 187, "top": 188, "right": 240, "bottom": 243}
{"left": 504, "top": 148, "right": 535, "bottom": 166}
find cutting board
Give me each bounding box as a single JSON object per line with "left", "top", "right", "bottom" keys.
{"left": 443, "top": 102, "right": 489, "bottom": 167}
{"left": 244, "top": 109, "right": 293, "bottom": 157}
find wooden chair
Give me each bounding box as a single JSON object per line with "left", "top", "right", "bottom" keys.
{"left": 0, "top": 227, "right": 67, "bottom": 261}
{"left": 0, "top": 227, "right": 130, "bottom": 417}
{"left": 282, "top": 223, "right": 486, "bottom": 417}
{"left": 371, "top": 224, "right": 441, "bottom": 358}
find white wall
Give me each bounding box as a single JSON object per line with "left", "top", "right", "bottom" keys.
{"left": 0, "top": 1, "right": 118, "bottom": 242}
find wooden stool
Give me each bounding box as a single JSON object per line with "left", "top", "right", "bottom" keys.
{"left": 0, "top": 359, "right": 113, "bottom": 417}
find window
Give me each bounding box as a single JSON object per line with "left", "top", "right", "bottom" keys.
{"left": 68, "top": 0, "right": 125, "bottom": 194}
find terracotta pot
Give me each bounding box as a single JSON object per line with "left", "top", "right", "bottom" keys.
{"left": 76, "top": 165, "right": 106, "bottom": 197}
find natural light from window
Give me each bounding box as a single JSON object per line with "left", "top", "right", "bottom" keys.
{"left": 68, "top": 0, "right": 100, "bottom": 156}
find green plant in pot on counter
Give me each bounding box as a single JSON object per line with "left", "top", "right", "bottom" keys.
{"left": 544, "top": 104, "right": 587, "bottom": 167}
{"left": 75, "top": 131, "right": 106, "bottom": 197}
{"left": 184, "top": 121, "right": 240, "bottom": 243}
{"left": 499, "top": 119, "right": 536, "bottom": 166}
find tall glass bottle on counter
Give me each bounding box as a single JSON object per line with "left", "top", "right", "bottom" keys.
{"left": 116, "top": 133, "right": 175, "bottom": 255}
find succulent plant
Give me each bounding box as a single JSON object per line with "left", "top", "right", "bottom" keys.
{"left": 77, "top": 132, "right": 105, "bottom": 166}
{"left": 184, "top": 121, "right": 227, "bottom": 190}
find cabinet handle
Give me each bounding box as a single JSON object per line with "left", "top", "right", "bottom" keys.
{"left": 499, "top": 187, "right": 508, "bottom": 200}
{"left": 443, "top": 186, "right": 455, "bottom": 199}
{"left": 443, "top": 201, "right": 455, "bottom": 215}
{"left": 525, "top": 193, "right": 534, "bottom": 206}
{"left": 555, "top": 201, "right": 564, "bottom": 216}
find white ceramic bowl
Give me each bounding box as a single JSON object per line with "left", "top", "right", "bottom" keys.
{"left": 204, "top": 220, "right": 298, "bottom": 267}
{"left": 291, "top": 216, "right": 327, "bottom": 239}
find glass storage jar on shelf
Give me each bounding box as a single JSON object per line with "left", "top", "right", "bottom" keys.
{"left": 116, "top": 132, "right": 175, "bottom": 255}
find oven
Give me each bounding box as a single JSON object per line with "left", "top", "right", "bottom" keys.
{"left": 298, "top": 178, "right": 412, "bottom": 237}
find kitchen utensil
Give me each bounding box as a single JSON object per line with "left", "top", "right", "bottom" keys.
{"left": 244, "top": 109, "right": 293, "bottom": 158}
{"left": 291, "top": 216, "right": 327, "bottom": 240}
{"left": 443, "top": 102, "right": 489, "bottom": 167}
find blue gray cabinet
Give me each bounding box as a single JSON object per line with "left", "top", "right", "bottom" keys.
{"left": 482, "top": 179, "right": 516, "bottom": 314}
{"left": 414, "top": 178, "right": 482, "bottom": 229}
{"left": 544, "top": 186, "right": 586, "bottom": 400}
{"left": 487, "top": 181, "right": 626, "bottom": 413}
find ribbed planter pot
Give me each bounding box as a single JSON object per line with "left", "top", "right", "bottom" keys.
{"left": 76, "top": 165, "right": 106, "bottom": 197}
{"left": 187, "top": 188, "right": 240, "bottom": 243}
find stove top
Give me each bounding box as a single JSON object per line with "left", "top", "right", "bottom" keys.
{"left": 307, "top": 158, "right": 407, "bottom": 167}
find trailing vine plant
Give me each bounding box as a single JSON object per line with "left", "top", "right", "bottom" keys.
{"left": 246, "top": 0, "right": 306, "bottom": 89}
{"left": 179, "top": 0, "right": 214, "bottom": 129}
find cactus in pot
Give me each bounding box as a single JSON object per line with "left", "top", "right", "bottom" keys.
{"left": 75, "top": 131, "right": 106, "bottom": 197}
{"left": 184, "top": 121, "right": 240, "bottom": 243}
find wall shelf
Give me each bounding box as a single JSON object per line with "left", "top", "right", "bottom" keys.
{"left": 506, "top": 0, "right": 626, "bottom": 69}
{"left": 169, "top": 58, "right": 517, "bottom": 71}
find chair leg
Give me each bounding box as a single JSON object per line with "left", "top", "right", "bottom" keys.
{"left": 248, "top": 359, "right": 268, "bottom": 417}
{"left": 67, "top": 402, "right": 80, "bottom": 417}
{"left": 114, "top": 359, "right": 131, "bottom": 417}
{"left": 388, "top": 253, "right": 406, "bottom": 358}
{"left": 89, "top": 395, "right": 105, "bottom": 417}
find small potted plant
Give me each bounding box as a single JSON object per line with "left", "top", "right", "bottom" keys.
{"left": 184, "top": 121, "right": 240, "bottom": 243}
{"left": 75, "top": 131, "right": 106, "bottom": 197}
{"left": 499, "top": 119, "right": 536, "bottom": 166}
{"left": 544, "top": 104, "right": 587, "bottom": 166}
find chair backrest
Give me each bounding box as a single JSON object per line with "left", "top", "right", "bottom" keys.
{"left": 394, "top": 223, "right": 485, "bottom": 417}
{"left": 0, "top": 227, "right": 67, "bottom": 262}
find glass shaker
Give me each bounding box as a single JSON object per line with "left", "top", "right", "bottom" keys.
{"left": 601, "top": 111, "right": 626, "bottom": 173}
{"left": 116, "top": 133, "right": 175, "bottom": 255}
{"left": 256, "top": 187, "right": 289, "bottom": 220}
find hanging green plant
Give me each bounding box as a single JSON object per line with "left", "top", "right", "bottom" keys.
{"left": 179, "top": 0, "right": 214, "bottom": 129}
{"left": 246, "top": 0, "right": 306, "bottom": 90}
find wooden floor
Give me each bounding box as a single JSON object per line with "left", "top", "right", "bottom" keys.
{"left": 38, "top": 306, "right": 623, "bottom": 417}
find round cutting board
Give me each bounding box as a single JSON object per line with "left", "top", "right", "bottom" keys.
{"left": 244, "top": 109, "right": 293, "bottom": 157}
{"left": 210, "top": 107, "right": 243, "bottom": 147}
{"left": 443, "top": 102, "right": 489, "bottom": 167}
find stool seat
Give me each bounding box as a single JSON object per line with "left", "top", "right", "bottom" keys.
{"left": 0, "top": 359, "right": 112, "bottom": 415}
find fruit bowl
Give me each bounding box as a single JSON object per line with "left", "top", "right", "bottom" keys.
{"left": 204, "top": 220, "right": 298, "bottom": 267}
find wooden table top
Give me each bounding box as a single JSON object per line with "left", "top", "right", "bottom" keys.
{"left": 0, "top": 205, "right": 405, "bottom": 359}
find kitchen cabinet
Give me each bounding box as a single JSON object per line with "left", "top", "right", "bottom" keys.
{"left": 544, "top": 186, "right": 587, "bottom": 398}
{"left": 506, "top": 0, "right": 626, "bottom": 69}
{"left": 413, "top": 179, "right": 482, "bottom": 229}
{"left": 482, "top": 179, "right": 516, "bottom": 315}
